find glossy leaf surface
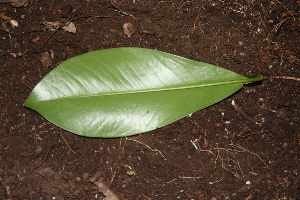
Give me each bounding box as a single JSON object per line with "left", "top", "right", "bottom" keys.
{"left": 24, "top": 47, "right": 262, "bottom": 137}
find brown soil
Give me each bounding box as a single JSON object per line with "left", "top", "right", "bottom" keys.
{"left": 1, "top": 0, "right": 299, "bottom": 199}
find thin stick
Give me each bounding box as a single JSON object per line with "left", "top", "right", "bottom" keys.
{"left": 231, "top": 100, "right": 260, "bottom": 126}
{"left": 42, "top": 2, "right": 97, "bottom": 47}
{"left": 126, "top": 138, "right": 166, "bottom": 159}
{"left": 71, "top": 15, "right": 110, "bottom": 21}
{"left": 274, "top": 18, "right": 288, "bottom": 36}
{"left": 33, "top": 171, "right": 70, "bottom": 195}
{"left": 31, "top": 144, "right": 53, "bottom": 172}
{"left": 191, "top": 10, "right": 204, "bottom": 34}
{"left": 178, "top": 176, "right": 203, "bottom": 179}
{"left": 265, "top": 76, "right": 300, "bottom": 81}
{"left": 1, "top": 68, "right": 33, "bottom": 89}
{"left": 0, "top": 27, "right": 14, "bottom": 34}
{"left": 93, "top": 181, "right": 119, "bottom": 200}
{"left": 90, "top": 171, "right": 119, "bottom": 200}
{"left": 209, "top": 177, "right": 224, "bottom": 185}
{"left": 0, "top": 13, "right": 18, "bottom": 28}
{"left": 230, "top": 143, "right": 270, "bottom": 170}
{"left": 60, "top": 132, "right": 76, "bottom": 154}
{"left": 110, "top": 0, "right": 138, "bottom": 20}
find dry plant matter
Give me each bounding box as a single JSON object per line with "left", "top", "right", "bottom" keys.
{"left": 90, "top": 171, "right": 120, "bottom": 200}
{"left": 198, "top": 142, "right": 270, "bottom": 180}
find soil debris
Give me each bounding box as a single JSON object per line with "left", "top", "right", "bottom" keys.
{"left": 1, "top": 0, "right": 298, "bottom": 199}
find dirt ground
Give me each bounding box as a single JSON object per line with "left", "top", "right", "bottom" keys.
{"left": 1, "top": 0, "right": 299, "bottom": 199}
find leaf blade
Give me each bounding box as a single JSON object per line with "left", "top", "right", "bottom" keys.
{"left": 25, "top": 47, "right": 262, "bottom": 137}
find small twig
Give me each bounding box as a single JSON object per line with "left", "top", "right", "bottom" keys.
{"left": 0, "top": 27, "right": 15, "bottom": 34}
{"left": 229, "top": 152, "right": 244, "bottom": 179}
{"left": 215, "top": 143, "right": 244, "bottom": 179}
{"left": 71, "top": 15, "right": 110, "bottom": 21}
{"left": 200, "top": 146, "right": 242, "bottom": 177}
{"left": 42, "top": 2, "right": 109, "bottom": 47}
{"left": 214, "top": 143, "right": 221, "bottom": 171}
{"left": 0, "top": 13, "right": 18, "bottom": 28}
{"left": 191, "top": 10, "right": 204, "bottom": 34}
{"left": 60, "top": 132, "right": 76, "bottom": 154}
{"left": 199, "top": 142, "right": 270, "bottom": 181}
{"left": 33, "top": 171, "right": 70, "bottom": 195}
{"left": 257, "top": 3, "right": 267, "bottom": 30}
{"left": 167, "top": 176, "right": 203, "bottom": 184}
{"left": 31, "top": 145, "right": 78, "bottom": 198}
{"left": 230, "top": 143, "right": 270, "bottom": 170}
{"left": 90, "top": 170, "right": 102, "bottom": 183}
{"left": 209, "top": 177, "right": 224, "bottom": 185}
{"left": 90, "top": 171, "right": 119, "bottom": 200}
{"left": 178, "top": 176, "right": 203, "bottom": 179}
{"left": 1, "top": 68, "right": 33, "bottom": 89}
{"left": 126, "top": 138, "right": 166, "bottom": 159}
{"left": 110, "top": 0, "right": 138, "bottom": 20}
{"left": 231, "top": 100, "right": 261, "bottom": 126}
{"left": 274, "top": 18, "right": 288, "bottom": 36}
{"left": 265, "top": 76, "right": 300, "bottom": 81}
{"left": 93, "top": 182, "right": 119, "bottom": 200}
{"left": 31, "top": 144, "right": 53, "bottom": 172}
{"left": 43, "top": 22, "right": 64, "bottom": 47}
{"left": 34, "top": 168, "right": 94, "bottom": 198}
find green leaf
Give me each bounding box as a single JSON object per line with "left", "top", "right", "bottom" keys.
{"left": 24, "top": 47, "right": 262, "bottom": 138}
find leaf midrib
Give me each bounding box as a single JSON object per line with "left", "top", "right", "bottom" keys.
{"left": 38, "top": 77, "right": 262, "bottom": 102}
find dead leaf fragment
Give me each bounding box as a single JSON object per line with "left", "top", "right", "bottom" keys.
{"left": 40, "top": 52, "right": 52, "bottom": 68}
{"left": 0, "top": 13, "right": 18, "bottom": 28}
{"left": 123, "top": 23, "right": 135, "bottom": 37}
{"left": 5, "top": 186, "right": 10, "bottom": 195}
{"left": 43, "top": 21, "right": 61, "bottom": 31}
{"left": 127, "top": 170, "right": 135, "bottom": 175}
{"left": 9, "top": 19, "right": 18, "bottom": 28}
{"left": 63, "top": 22, "right": 76, "bottom": 33}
